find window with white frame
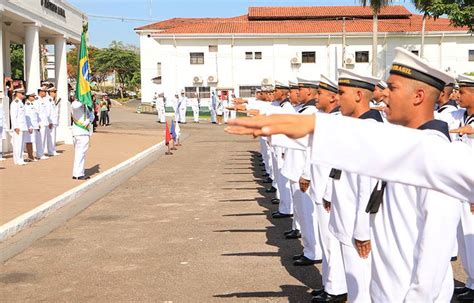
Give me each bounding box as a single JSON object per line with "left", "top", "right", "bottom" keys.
{"left": 190, "top": 53, "right": 204, "bottom": 65}
{"left": 302, "top": 52, "right": 316, "bottom": 63}
{"left": 355, "top": 51, "right": 369, "bottom": 63}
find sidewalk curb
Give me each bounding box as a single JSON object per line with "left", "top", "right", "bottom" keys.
{"left": 0, "top": 140, "right": 166, "bottom": 243}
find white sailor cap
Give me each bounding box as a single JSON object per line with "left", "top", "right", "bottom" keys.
{"left": 13, "top": 87, "right": 25, "bottom": 94}
{"left": 274, "top": 80, "right": 290, "bottom": 89}
{"left": 390, "top": 47, "right": 454, "bottom": 91}
{"left": 377, "top": 80, "right": 388, "bottom": 90}
{"left": 255, "top": 88, "right": 262, "bottom": 93}
{"left": 337, "top": 68, "right": 380, "bottom": 91}
{"left": 457, "top": 74, "right": 474, "bottom": 88}
{"left": 261, "top": 86, "right": 275, "bottom": 92}
{"left": 26, "top": 90, "right": 36, "bottom": 97}
{"left": 319, "top": 74, "right": 338, "bottom": 93}
{"left": 297, "top": 77, "right": 319, "bottom": 89}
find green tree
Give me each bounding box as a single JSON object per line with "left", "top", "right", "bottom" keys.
{"left": 94, "top": 46, "right": 140, "bottom": 98}
{"left": 417, "top": 0, "right": 474, "bottom": 32}
{"left": 10, "top": 43, "right": 24, "bottom": 80}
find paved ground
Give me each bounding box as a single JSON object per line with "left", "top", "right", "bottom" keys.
{"left": 0, "top": 111, "right": 468, "bottom": 302}
{"left": 0, "top": 102, "right": 164, "bottom": 224}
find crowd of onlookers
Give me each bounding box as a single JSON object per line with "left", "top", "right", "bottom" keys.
{"left": 91, "top": 92, "right": 112, "bottom": 132}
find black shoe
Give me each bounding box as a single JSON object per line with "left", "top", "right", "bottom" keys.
{"left": 72, "top": 176, "right": 90, "bottom": 180}
{"left": 451, "top": 256, "right": 458, "bottom": 261}
{"left": 292, "top": 253, "right": 304, "bottom": 260}
{"left": 262, "top": 173, "right": 270, "bottom": 177}
{"left": 272, "top": 212, "right": 293, "bottom": 219}
{"left": 455, "top": 287, "right": 469, "bottom": 295}
{"left": 271, "top": 198, "right": 280, "bottom": 204}
{"left": 263, "top": 178, "right": 273, "bottom": 184}
{"left": 293, "top": 256, "right": 319, "bottom": 266}
{"left": 457, "top": 289, "right": 474, "bottom": 302}
{"left": 311, "top": 288, "right": 325, "bottom": 297}
{"left": 265, "top": 186, "right": 277, "bottom": 193}
{"left": 285, "top": 229, "right": 301, "bottom": 239}
{"left": 312, "top": 291, "right": 348, "bottom": 302}
{"left": 283, "top": 229, "right": 295, "bottom": 235}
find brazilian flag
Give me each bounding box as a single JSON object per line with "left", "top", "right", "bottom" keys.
{"left": 75, "top": 24, "right": 93, "bottom": 108}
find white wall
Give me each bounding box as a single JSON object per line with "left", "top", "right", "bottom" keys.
{"left": 140, "top": 33, "right": 474, "bottom": 104}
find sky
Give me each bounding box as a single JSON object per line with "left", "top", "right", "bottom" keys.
{"left": 68, "top": 0, "right": 418, "bottom": 48}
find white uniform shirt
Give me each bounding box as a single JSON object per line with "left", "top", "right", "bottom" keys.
{"left": 50, "top": 98, "right": 60, "bottom": 126}
{"left": 35, "top": 96, "right": 52, "bottom": 127}
{"left": 24, "top": 101, "right": 40, "bottom": 130}
{"left": 10, "top": 99, "right": 28, "bottom": 131}
{"left": 71, "top": 100, "right": 91, "bottom": 137}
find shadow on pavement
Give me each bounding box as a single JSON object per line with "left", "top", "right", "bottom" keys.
{"left": 216, "top": 150, "right": 321, "bottom": 302}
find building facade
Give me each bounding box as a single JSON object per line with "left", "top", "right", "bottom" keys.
{"left": 135, "top": 5, "right": 474, "bottom": 105}
{"left": 1, "top": 0, "right": 86, "bottom": 152}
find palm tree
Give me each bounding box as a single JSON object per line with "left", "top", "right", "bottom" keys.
{"left": 412, "top": 0, "right": 432, "bottom": 58}
{"left": 359, "top": 0, "right": 391, "bottom": 76}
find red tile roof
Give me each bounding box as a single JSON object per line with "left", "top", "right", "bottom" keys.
{"left": 247, "top": 5, "right": 412, "bottom": 20}
{"left": 135, "top": 6, "right": 469, "bottom": 34}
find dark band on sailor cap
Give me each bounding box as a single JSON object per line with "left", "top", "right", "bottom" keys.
{"left": 390, "top": 63, "right": 446, "bottom": 91}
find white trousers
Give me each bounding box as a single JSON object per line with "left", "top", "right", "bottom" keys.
{"left": 340, "top": 242, "right": 371, "bottom": 302}
{"left": 458, "top": 202, "right": 474, "bottom": 290}
{"left": 192, "top": 107, "right": 199, "bottom": 122}
{"left": 291, "top": 181, "right": 322, "bottom": 260}
{"left": 271, "top": 149, "right": 292, "bottom": 214}
{"left": 39, "top": 126, "right": 49, "bottom": 155}
{"left": 230, "top": 110, "right": 237, "bottom": 119}
{"left": 11, "top": 130, "right": 25, "bottom": 164}
{"left": 289, "top": 182, "right": 301, "bottom": 231}
{"left": 223, "top": 109, "right": 229, "bottom": 123}
{"left": 45, "top": 126, "right": 56, "bottom": 155}
{"left": 157, "top": 107, "right": 166, "bottom": 123}
{"left": 32, "top": 129, "right": 44, "bottom": 158}
{"left": 73, "top": 135, "right": 90, "bottom": 177}
{"left": 210, "top": 108, "right": 217, "bottom": 123}
{"left": 179, "top": 109, "right": 186, "bottom": 123}
{"left": 316, "top": 203, "right": 347, "bottom": 296}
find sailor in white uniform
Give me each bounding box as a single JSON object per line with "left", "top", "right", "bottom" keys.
{"left": 310, "top": 75, "right": 348, "bottom": 302}
{"left": 35, "top": 87, "right": 53, "bottom": 157}
{"left": 449, "top": 74, "right": 474, "bottom": 302}
{"left": 10, "top": 88, "right": 27, "bottom": 165}
{"left": 210, "top": 91, "right": 217, "bottom": 124}
{"left": 317, "top": 69, "right": 382, "bottom": 303}
{"left": 191, "top": 95, "right": 200, "bottom": 123}
{"left": 155, "top": 92, "right": 166, "bottom": 124}
{"left": 229, "top": 93, "right": 237, "bottom": 120}
{"left": 268, "top": 81, "right": 295, "bottom": 222}
{"left": 172, "top": 93, "right": 179, "bottom": 122}
{"left": 278, "top": 77, "right": 323, "bottom": 266}
{"left": 178, "top": 91, "right": 188, "bottom": 123}
{"left": 47, "top": 87, "right": 60, "bottom": 156}
{"left": 223, "top": 95, "right": 230, "bottom": 124}
{"left": 71, "top": 99, "right": 92, "bottom": 180}
{"left": 24, "top": 91, "right": 43, "bottom": 161}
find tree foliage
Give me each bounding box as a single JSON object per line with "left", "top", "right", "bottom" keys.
{"left": 10, "top": 43, "right": 24, "bottom": 80}
{"left": 420, "top": 0, "right": 474, "bottom": 31}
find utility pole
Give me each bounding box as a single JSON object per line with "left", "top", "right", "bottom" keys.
{"left": 372, "top": 13, "right": 378, "bottom": 76}
{"left": 342, "top": 17, "right": 346, "bottom": 68}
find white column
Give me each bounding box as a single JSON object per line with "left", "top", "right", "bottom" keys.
{"left": 2, "top": 29, "right": 11, "bottom": 77}
{"left": 0, "top": 24, "right": 8, "bottom": 154}
{"left": 24, "top": 23, "right": 41, "bottom": 92}
{"left": 54, "top": 35, "right": 72, "bottom": 144}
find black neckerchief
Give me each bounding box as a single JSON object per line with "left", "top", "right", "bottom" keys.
{"left": 464, "top": 111, "right": 474, "bottom": 126}
{"left": 418, "top": 119, "right": 451, "bottom": 142}
{"left": 330, "top": 106, "right": 340, "bottom": 114}
{"left": 280, "top": 98, "right": 290, "bottom": 108}
{"left": 298, "top": 99, "right": 316, "bottom": 113}
{"left": 359, "top": 109, "right": 384, "bottom": 122}
{"left": 437, "top": 100, "right": 458, "bottom": 113}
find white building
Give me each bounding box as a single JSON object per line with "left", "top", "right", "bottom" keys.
{"left": 1, "top": 0, "right": 86, "bottom": 152}
{"left": 135, "top": 5, "right": 474, "bottom": 105}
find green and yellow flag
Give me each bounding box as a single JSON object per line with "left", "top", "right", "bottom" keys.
{"left": 75, "top": 24, "right": 93, "bottom": 108}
